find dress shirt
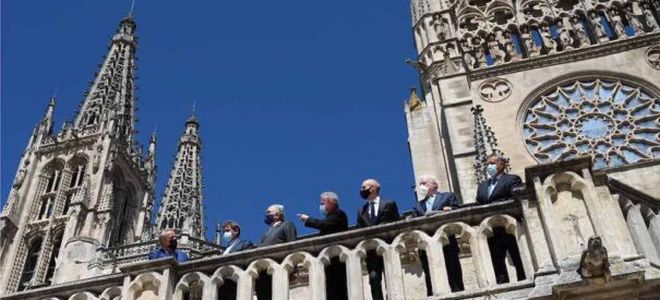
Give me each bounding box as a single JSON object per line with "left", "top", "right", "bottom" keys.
{"left": 369, "top": 197, "right": 381, "bottom": 218}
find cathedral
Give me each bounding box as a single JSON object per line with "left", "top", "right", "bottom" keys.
{"left": 0, "top": 0, "right": 659, "bottom": 299}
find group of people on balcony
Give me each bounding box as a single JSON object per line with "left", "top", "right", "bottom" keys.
{"left": 149, "top": 154, "right": 526, "bottom": 299}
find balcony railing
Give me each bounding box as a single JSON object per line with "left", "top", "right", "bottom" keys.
{"left": 1, "top": 158, "right": 658, "bottom": 300}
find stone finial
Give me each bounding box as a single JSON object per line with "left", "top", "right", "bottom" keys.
{"left": 577, "top": 236, "right": 611, "bottom": 282}
{"left": 407, "top": 87, "right": 423, "bottom": 111}
{"left": 471, "top": 105, "right": 509, "bottom": 181}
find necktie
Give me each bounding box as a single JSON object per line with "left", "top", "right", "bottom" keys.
{"left": 369, "top": 201, "right": 377, "bottom": 224}
{"left": 488, "top": 178, "right": 498, "bottom": 198}
{"left": 425, "top": 197, "right": 434, "bottom": 211}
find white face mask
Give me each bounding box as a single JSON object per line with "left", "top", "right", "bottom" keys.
{"left": 222, "top": 231, "right": 233, "bottom": 244}
{"left": 486, "top": 164, "right": 499, "bottom": 178}
{"left": 417, "top": 184, "right": 430, "bottom": 201}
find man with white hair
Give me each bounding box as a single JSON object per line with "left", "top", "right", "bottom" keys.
{"left": 260, "top": 204, "right": 297, "bottom": 246}
{"left": 413, "top": 174, "right": 459, "bottom": 216}
{"left": 297, "top": 191, "right": 348, "bottom": 300}
{"left": 256, "top": 204, "right": 298, "bottom": 299}
{"left": 148, "top": 229, "right": 189, "bottom": 262}
{"left": 414, "top": 175, "right": 462, "bottom": 294}
{"left": 297, "top": 191, "right": 348, "bottom": 235}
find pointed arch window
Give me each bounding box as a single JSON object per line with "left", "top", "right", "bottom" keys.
{"left": 45, "top": 169, "right": 62, "bottom": 193}
{"left": 37, "top": 196, "right": 55, "bottom": 220}
{"left": 19, "top": 237, "right": 43, "bottom": 290}
{"left": 45, "top": 232, "right": 64, "bottom": 284}
{"left": 69, "top": 164, "right": 86, "bottom": 188}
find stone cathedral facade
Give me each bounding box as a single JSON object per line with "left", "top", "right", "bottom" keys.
{"left": 404, "top": 0, "right": 660, "bottom": 202}
{"left": 1, "top": 1, "right": 660, "bottom": 299}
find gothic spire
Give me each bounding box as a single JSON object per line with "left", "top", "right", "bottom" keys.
{"left": 73, "top": 15, "right": 138, "bottom": 144}
{"left": 37, "top": 96, "right": 56, "bottom": 138}
{"left": 471, "top": 105, "right": 508, "bottom": 182}
{"left": 156, "top": 115, "right": 205, "bottom": 240}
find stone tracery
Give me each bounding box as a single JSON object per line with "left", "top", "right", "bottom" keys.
{"left": 523, "top": 76, "right": 660, "bottom": 168}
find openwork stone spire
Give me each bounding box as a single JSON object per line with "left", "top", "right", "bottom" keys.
{"left": 156, "top": 115, "right": 205, "bottom": 239}
{"left": 73, "top": 16, "right": 138, "bottom": 144}
{"left": 471, "top": 105, "right": 508, "bottom": 181}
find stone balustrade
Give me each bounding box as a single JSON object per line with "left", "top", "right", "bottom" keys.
{"left": 1, "top": 158, "right": 659, "bottom": 300}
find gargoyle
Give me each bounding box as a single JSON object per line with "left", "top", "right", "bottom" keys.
{"left": 577, "top": 236, "right": 611, "bottom": 282}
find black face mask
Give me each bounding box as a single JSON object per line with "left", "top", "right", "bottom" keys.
{"left": 169, "top": 239, "right": 178, "bottom": 250}
{"left": 360, "top": 188, "right": 371, "bottom": 200}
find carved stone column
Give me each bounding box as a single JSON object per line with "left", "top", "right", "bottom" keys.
{"left": 236, "top": 271, "right": 253, "bottom": 300}
{"left": 382, "top": 246, "right": 405, "bottom": 299}
{"left": 474, "top": 229, "right": 496, "bottom": 287}
{"left": 520, "top": 199, "right": 555, "bottom": 275}
{"left": 425, "top": 240, "right": 451, "bottom": 295}
{"left": 271, "top": 264, "right": 289, "bottom": 300}
{"left": 645, "top": 210, "right": 660, "bottom": 260}
{"left": 308, "top": 258, "right": 326, "bottom": 300}
{"left": 345, "top": 251, "right": 365, "bottom": 300}
{"left": 624, "top": 202, "right": 659, "bottom": 264}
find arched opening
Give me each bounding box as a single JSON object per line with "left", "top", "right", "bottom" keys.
{"left": 45, "top": 231, "right": 64, "bottom": 284}
{"left": 19, "top": 237, "right": 43, "bottom": 290}
{"left": 217, "top": 278, "right": 237, "bottom": 300}
{"left": 487, "top": 226, "right": 526, "bottom": 284}
{"left": 255, "top": 269, "right": 273, "bottom": 300}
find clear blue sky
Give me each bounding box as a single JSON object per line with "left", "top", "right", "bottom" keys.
{"left": 2, "top": 1, "right": 419, "bottom": 243}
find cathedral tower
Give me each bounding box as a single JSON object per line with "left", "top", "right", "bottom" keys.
{"left": 405, "top": 0, "right": 660, "bottom": 201}
{"left": 0, "top": 15, "right": 155, "bottom": 293}
{"left": 155, "top": 115, "right": 207, "bottom": 244}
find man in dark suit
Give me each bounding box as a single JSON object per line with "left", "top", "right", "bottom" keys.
{"left": 413, "top": 175, "right": 463, "bottom": 294}
{"left": 298, "top": 191, "right": 349, "bottom": 300}
{"left": 476, "top": 154, "right": 526, "bottom": 283}
{"left": 476, "top": 154, "right": 523, "bottom": 204}
{"left": 218, "top": 221, "right": 254, "bottom": 300}
{"left": 221, "top": 220, "right": 254, "bottom": 255}
{"left": 356, "top": 178, "right": 400, "bottom": 300}
{"left": 256, "top": 204, "right": 298, "bottom": 299}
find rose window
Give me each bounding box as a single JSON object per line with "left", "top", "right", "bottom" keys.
{"left": 523, "top": 78, "right": 660, "bottom": 169}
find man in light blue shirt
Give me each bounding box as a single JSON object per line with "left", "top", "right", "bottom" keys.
{"left": 148, "top": 229, "right": 188, "bottom": 262}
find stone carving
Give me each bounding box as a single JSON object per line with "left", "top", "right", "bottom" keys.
{"left": 523, "top": 77, "right": 660, "bottom": 169}
{"left": 92, "top": 144, "right": 103, "bottom": 174}
{"left": 473, "top": 36, "right": 487, "bottom": 68}
{"left": 642, "top": 4, "right": 658, "bottom": 30}
{"left": 432, "top": 14, "right": 451, "bottom": 41}
{"left": 488, "top": 32, "right": 506, "bottom": 64}
{"left": 540, "top": 23, "right": 557, "bottom": 53}
{"left": 557, "top": 20, "right": 574, "bottom": 50}
{"left": 608, "top": 7, "right": 627, "bottom": 38}
{"left": 625, "top": 6, "right": 645, "bottom": 34}
{"left": 646, "top": 45, "right": 660, "bottom": 70}
{"left": 460, "top": 38, "right": 477, "bottom": 69}
{"left": 572, "top": 17, "right": 591, "bottom": 47}
{"left": 503, "top": 31, "right": 522, "bottom": 61}
{"left": 479, "top": 78, "right": 512, "bottom": 102}
{"left": 578, "top": 236, "right": 611, "bottom": 282}
{"left": 590, "top": 11, "right": 609, "bottom": 42}
{"left": 521, "top": 25, "right": 541, "bottom": 57}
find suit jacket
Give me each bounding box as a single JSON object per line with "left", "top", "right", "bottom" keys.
{"left": 304, "top": 209, "right": 348, "bottom": 235}
{"left": 223, "top": 239, "right": 254, "bottom": 255}
{"left": 413, "top": 191, "right": 460, "bottom": 217}
{"left": 476, "top": 173, "right": 523, "bottom": 204}
{"left": 259, "top": 220, "right": 297, "bottom": 247}
{"left": 356, "top": 198, "right": 400, "bottom": 228}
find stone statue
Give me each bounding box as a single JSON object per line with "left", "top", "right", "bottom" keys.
{"left": 625, "top": 6, "right": 645, "bottom": 34}
{"left": 572, "top": 17, "right": 591, "bottom": 47}
{"left": 503, "top": 31, "right": 521, "bottom": 61}
{"left": 460, "top": 38, "right": 477, "bottom": 69}
{"left": 521, "top": 25, "right": 541, "bottom": 57}
{"left": 590, "top": 11, "right": 609, "bottom": 42}
{"left": 488, "top": 33, "right": 506, "bottom": 64}
{"left": 432, "top": 14, "right": 451, "bottom": 41}
{"left": 643, "top": 4, "right": 659, "bottom": 30}
{"left": 557, "top": 21, "right": 574, "bottom": 50}
{"left": 540, "top": 23, "right": 557, "bottom": 53}
{"left": 472, "top": 36, "right": 487, "bottom": 67}
{"left": 609, "top": 7, "right": 627, "bottom": 38}
{"left": 578, "top": 236, "right": 611, "bottom": 282}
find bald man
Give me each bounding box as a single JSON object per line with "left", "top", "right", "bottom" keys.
{"left": 356, "top": 178, "right": 400, "bottom": 300}
{"left": 356, "top": 178, "right": 400, "bottom": 228}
